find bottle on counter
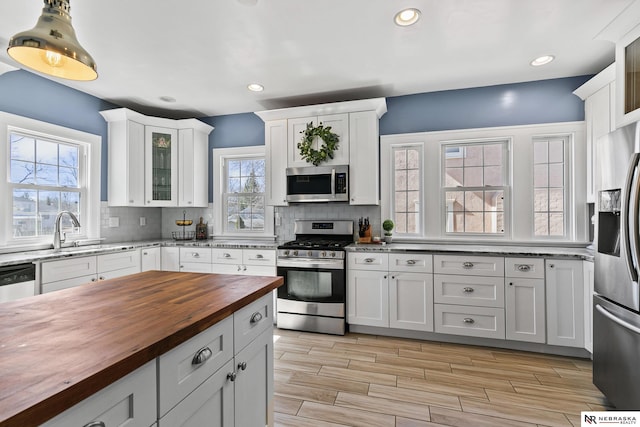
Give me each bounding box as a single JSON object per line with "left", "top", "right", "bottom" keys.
{"left": 196, "top": 217, "right": 208, "bottom": 240}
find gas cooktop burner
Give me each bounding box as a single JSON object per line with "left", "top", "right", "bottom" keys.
{"left": 280, "top": 239, "right": 351, "bottom": 249}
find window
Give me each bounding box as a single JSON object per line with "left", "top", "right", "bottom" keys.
{"left": 0, "top": 112, "right": 101, "bottom": 247}
{"left": 533, "top": 135, "right": 569, "bottom": 237}
{"left": 213, "top": 146, "right": 274, "bottom": 237}
{"left": 442, "top": 140, "right": 508, "bottom": 235}
{"left": 391, "top": 144, "right": 423, "bottom": 235}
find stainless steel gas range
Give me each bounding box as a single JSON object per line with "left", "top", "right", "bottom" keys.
{"left": 276, "top": 219, "right": 353, "bottom": 335}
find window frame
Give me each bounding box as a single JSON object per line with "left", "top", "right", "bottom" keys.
{"left": 212, "top": 146, "right": 274, "bottom": 238}
{"left": 0, "top": 112, "right": 101, "bottom": 248}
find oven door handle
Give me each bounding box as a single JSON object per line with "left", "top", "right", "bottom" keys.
{"left": 277, "top": 258, "right": 344, "bottom": 270}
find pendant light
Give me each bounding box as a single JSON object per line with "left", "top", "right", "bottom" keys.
{"left": 7, "top": 0, "right": 97, "bottom": 81}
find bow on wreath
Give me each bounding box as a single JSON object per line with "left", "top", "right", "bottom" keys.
{"left": 297, "top": 122, "right": 339, "bottom": 166}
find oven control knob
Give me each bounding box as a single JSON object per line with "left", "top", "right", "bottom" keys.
{"left": 321, "top": 251, "right": 327, "bottom": 258}
{"left": 283, "top": 250, "right": 290, "bottom": 256}
{"left": 307, "top": 250, "right": 313, "bottom": 257}
{"left": 330, "top": 252, "right": 336, "bottom": 257}
{"left": 293, "top": 250, "right": 298, "bottom": 256}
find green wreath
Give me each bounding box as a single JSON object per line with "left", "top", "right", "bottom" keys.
{"left": 297, "top": 122, "right": 339, "bottom": 166}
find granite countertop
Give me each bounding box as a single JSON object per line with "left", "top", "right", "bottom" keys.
{"left": 0, "top": 271, "right": 283, "bottom": 427}
{"left": 347, "top": 242, "right": 594, "bottom": 261}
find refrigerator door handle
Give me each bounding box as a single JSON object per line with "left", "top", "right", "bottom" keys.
{"left": 596, "top": 304, "right": 640, "bottom": 335}
{"left": 622, "top": 153, "right": 640, "bottom": 283}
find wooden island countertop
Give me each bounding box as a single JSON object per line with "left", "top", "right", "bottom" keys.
{"left": 0, "top": 271, "right": 283, "bottom": 427}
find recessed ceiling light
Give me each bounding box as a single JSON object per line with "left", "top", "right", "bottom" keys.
{"left": 247, "top": 83, "right": 264, "bottom": 92}
{"left": 394, "top": 8, "right": 421, "bottom": 26}
{"left": 159, "top": 96, "right": 176, "bottom": 103}
{"left": 530, "top": 55, "right": 555, "bottom": 67}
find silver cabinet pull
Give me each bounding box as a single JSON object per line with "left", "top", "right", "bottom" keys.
{"left": 463, "top": 318, "right": 475, "bottom": 324}
{"left": 517, "top": 264, "right": 531, "bottom": 272}
{"left": 250, "top": 312, "right": 263, "bottom": 324}
{"left": 463, "top": 287, "right": 474, "bottom": 293}
{"left": 84, "top": 422, "right": 106, "bottom": 427}
{"left": 406, "top": 259, "right": 416, "bottom": 265}
{"left": 243, "top": 265, "right": 247, "bottom": 271}
{"left": 224, "top": 253, "right": 231, "bottom": 258}
{"left": 237, "top": 265, "right": 241, "bottom": 271}
{"left": 462, "top": 262, "right": 474, "bottom": 269}
{"left": 256, "top": 254, "right": 264, "bottom": 259}
{"left": 238, "top": 361, "right": 247, "bottom": 371}
{"left": 227, "top": 371, "right": 237, "bottom": 382}
{"left": 192, "top": 252, "right": 200, "bottom": 258}
{"left": 192, "top": 347, "right": 213, "bottom": 366}
{"left": 364, "top": 258, "right": 374, "bottom": 263}
{"left": 143, "top": 251, "right": 148, "bottom": 255}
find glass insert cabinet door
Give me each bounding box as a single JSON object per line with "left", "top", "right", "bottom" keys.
{"left": 145, "top": 126, "right": 178, "bottom": 206}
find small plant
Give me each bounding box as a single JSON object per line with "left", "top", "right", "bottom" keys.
{"left": 382, "top": 219, "right": 394, "bottom": 236}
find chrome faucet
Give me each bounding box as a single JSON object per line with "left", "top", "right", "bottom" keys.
{"left": 53, "top": 211, "right": 81, "bottom": 250}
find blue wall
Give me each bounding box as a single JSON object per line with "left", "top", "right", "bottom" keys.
{"left": 0, "top": 70, "right": 590, "bottom": 203}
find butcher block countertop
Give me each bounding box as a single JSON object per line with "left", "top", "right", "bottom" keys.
{"left": 0, "top": 271, "right": 283, "bottom": 427}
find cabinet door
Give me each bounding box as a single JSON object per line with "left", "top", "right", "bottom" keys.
{"left": 107, "top": 119, "right": 144, "bottom": 206}
{"left": 97, "top": 250, "right": 141, "bottom": 274}
{"left": 545, "top": 259, "right": 585, "bottom": 348}
{"left": 180, "top": 263, "right": 213, "bottom": 273}
{"left": 41, "top": 256, "right": 97, "bottom": 284}
{"left": 347, "top": 270, "right": 389, "bottom": 327}
{"left": 161, "top": 247, "right": 180, "bottom": 272}
{"left": 265, "top": 119, "right": 288, "bottom": 206}
{"left": 505, "top": 278, "right": 546, "bottom": 343}
{"left": 99, "top": 266, "right": 140, "bottom": 281}
{"left": 586, "top": 83, "right": 614, "bottom": 202}
{"left": 158, "top": 359, "right": 234, "bottom": 427}
{"left": 234, "top": 328, "right": 274, "bottom": 427}
{"left": 288, "top": 117, "right": 316, "bottom": 167}
{"left": 288, "top": 114, "right": 349, "bottom": 167}
{"left": 145, "top": 125, "right": 178, "bottom": 206}
{"left": 389, "top": 272, "right": 434, "bottom": 331}
{"left": 178, "top": 128, "right": 208, "bottom": 207}
{"left": 41, "top": 274, "right": 97, "bottom": 293}
{"left": 141, "top": 247, "right": 162, "bottom": 271}
{"left": 349, "top": 110, "right": 379, "bottom": 205}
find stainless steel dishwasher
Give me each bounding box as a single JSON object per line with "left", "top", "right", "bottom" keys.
{"left": 0, "top": 263, "right": 36, "bottom": 303}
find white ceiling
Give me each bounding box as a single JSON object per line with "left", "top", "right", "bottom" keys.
{"left": 0, "top": 0, "right": 637, "bottom": 119}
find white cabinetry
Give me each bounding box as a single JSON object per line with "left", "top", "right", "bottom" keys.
{"left": 161, "top": 247, "right": 180, "bottom": 272}
{"left": 545, "top": 259, "right": 585, "bottom": 348}
{"left": 180, "top": 247, "right": 213, "bottom": 273}
{"left": 287, "top": 114, "right": 349, "bottom": 167}
{"left": 42, "top": 360, "right": 156, "bottom": 427}
{"left": 264, "top": 119, "right": 288, "bottom": 206}
{"left": 583, "top": 260, "right": 594, "bottom": 353}
{"left": 100, "top": 108, "right": 213, "bottom": 208}
{"left": 41, "top": 250, "right": 141, "bottom": 293}
{"left": 505, "top": 258, "right": 546, "bottom": 343}
{"left": 212, "top": 248, "right": 276, "bottom": 276}
{"left": 433, "top": 255, "right": 505, "bottom": 339}
{"left": 349, "top": 110, "right": 380, "bottom": 205}
{"left": 141, "top": 247, "right": 162, "bottom": 271}
{"left": 347, "top": 253, "right": 389, "bottom": 327}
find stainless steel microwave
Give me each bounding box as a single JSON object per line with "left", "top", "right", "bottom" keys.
{"left": 286, "top": 165, "right": 349, "bottom": 203}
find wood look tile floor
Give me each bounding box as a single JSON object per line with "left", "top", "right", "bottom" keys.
{"left": 273, "top": 329, "right": 612, "bottom": 427}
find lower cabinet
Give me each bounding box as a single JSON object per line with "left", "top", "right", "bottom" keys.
{"left": 161, "top": 247, "right": 180, "bottom": 272}
{"left": 545, "top": 259, "right": 585, "bottom": 348}
{"left": 141, "top": 247, "right": 162, "bottom": 271}
{"left": 347, "top": 269, "right": 389, "bottom": 327}
{"left": 505, "top": 278, "right": 546, "bottom": 343}
{"left": 389, "top": 272, "right": 434, "bottom": 331}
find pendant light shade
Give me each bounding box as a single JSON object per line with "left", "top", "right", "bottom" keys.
{"left": 7, "top": 0, "right": 97, "bottom": 81}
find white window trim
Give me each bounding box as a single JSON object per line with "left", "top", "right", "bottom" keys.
{"left": 212, "top": 146, "right": 274, "bottom": 239}
{"left": 0, "top": 112, "right": 101, "bottom": 248}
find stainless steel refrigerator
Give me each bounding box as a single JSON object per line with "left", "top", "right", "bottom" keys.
{"left": 594, "top": 120, "right": 640, "bottom": 409}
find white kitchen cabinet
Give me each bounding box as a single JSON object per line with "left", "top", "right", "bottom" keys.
{"left": 545, "top": 259, "right": 585, "bottom": 348}
{"left": 145, "top": 125, "right": 178, "bottom": 207}
{"left": 264, "top": 119, "right": 288, "bottom": 206}
{"left": 42, "top": 360, "right": 156, "bottom": 427}
{"left": 388, "top": 253, "right": 433, "bottom": 331}
{"left": 434, "top": 274, "right": 505, "bottom": 308}
{"left": 434, "top": 304, "right": 505, "bottom": 339}
{"left": 211, "top": 248, "right": 276, "bottom": 276}
{"left": 504, "top": 257, "right": 546, "bottom": 343}
{"left": 583, "top": 260, "right": 594, "bottom": 353}
{"left": 347, "top": 269, "right": 389, "bottom": 327}
{"left": 41, "top": 250, "right": 141, "bottom": 293}
{"left": 180, "top": 247, "right": 213, "bottom": 273}
{"left": 141, "top": 247, "right": 162, "bottom": 271}
{"left": 161, "top": 247, "right": 180, "bottom": 272}
{"left": 178, "top": 128, "right": 209, "bottom": 207}
{"left": 287, "top": 114, "right": 349, "bottom": 167}
{"left": 349, "top": 110, "right": 380, "bottom": 205}
{"left": 433, "top": 254, "right": 504, "bottom": 277}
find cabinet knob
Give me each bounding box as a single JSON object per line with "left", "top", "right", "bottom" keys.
{"left": 463, "top": 318, "right": 475, "bottom": 324}
{"left": 98, "top": 276, "right": 105, "bottom": 280}
{"left": 243, "top": 265, "right": 247, "bottom": 271}
{"left": 143, "top": 252, "right": 148, "bottom": 255}
{"left": 509, "top": 282, "right": 513, "bottom": 286}
{"left": 549, "top": 264, "right": 555, "bottom": 268}
{"left": 83, "top": 422, "right": 106, "bottom": 427}
{"left": 250, "top": 312, "right": 264, "bottom": 324}
{"left": 463, "top": 287, "right": 474, "bottom": 293}
{"left": 517, "top": 264, "right": 531, "bottom": 272}
{"left": 192, "top": 346, "right": 213, "bottom": 366}
{"left": 462, "top": 262, "right": 474, "bottom": 269}
{"left": 91, "top": 277, "right": 97, "bottom": 282}
{"left": 237, "top": 265, "right": 242, "bottom": 271}
{"left": 238, "top": 361, "right": 247, "bottom": 371}
{"left": 129, "top": 199, "right": 134, "bottom": 203}
{"left": 192, "top": 252, "right": 200, "bottom": 258}
{"left": 227, "top": 372, "right": 237, "bottom": 382}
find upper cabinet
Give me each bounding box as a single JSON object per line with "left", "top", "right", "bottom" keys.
{"left": 100, "top": 108, "right": 213, "bottom": 207}
{"left": 255, "top": 98, "right": 387, "bottom": 206}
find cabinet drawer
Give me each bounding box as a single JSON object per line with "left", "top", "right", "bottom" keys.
{"left": 179, "top": 247, "right": 212, "bottom": 264}
{"left": 99, "top": 265, "right": 140, "bottom": 281}
{"left": 42, "top": 359, "right": 156, "bottom": 427}
{"left": 389, "top": 253, "right": 432, "bottom": 273}
{"left": 212, "top": 263, "right": 242, "bottom": 274}
{"left": 434, "top": 274, "right": 504, "bottom": 308}
{"left": 505, "top": 257, "right": 544, "bottom": 279}
{"left": 234, "top": 293, "right": 273, "bottom": 354}
{"left": 97, "top": 249, "right": 140, "bottom": 272}
{"left": 434, "top": 304, "right": 505, "bottom": 339}
{"left": 158, "top": 315, "right": 233, "bottom": 417}
{"left": 243, "top": 249, "right": 276, "bottom": 265}
{"left": 347, "top": 253, "right": 388, "bottom": 271}
{"left": 41, "top": 256, "right": 97, "bottom": 283}
{"left": 41, "top": 274, "right": 97, "bottom": 294}
{"left": 212, "top": 248, "right": 243, "bottom": 264}
{"left": 434, "top": 255, "right": 504, "bottom": 277}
